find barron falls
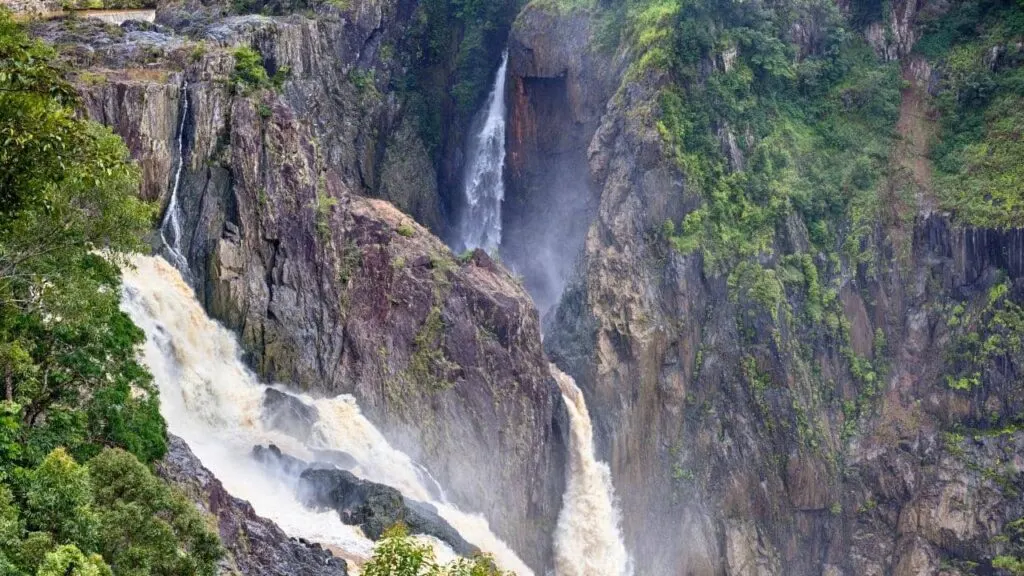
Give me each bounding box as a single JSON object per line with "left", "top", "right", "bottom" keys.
{"left": 3, "top": 0, "right": 1024, "bottom": 575}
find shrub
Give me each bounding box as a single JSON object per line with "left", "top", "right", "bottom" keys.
{"left": 232, "top": 46, "right": 271, "bottom": 92}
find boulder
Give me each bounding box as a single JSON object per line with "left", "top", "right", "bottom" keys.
{"left": 311, "top": 449, "right": 359, "bottom": 471}
{"left": 298, "top": 468, "right": 478, "bottom": 557}
{"left": 252, "top": 444, "right": 310, "bottom": 477}
{"left": 262, "top": 388, "right": 319, "bottom": 442}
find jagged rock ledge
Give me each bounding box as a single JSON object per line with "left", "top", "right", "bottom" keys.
{"left": 157, "top": 435, "right": 349, "bottom": 576}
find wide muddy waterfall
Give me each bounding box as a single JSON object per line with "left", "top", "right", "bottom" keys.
{"left": 456, "top": 52, "right": 508, "bottom": 253}
{"left": 159, "top": 80, "right": 190, "bottom": 276}
{"left": 119, "top": 254, "right": 533, "bottom": 575}
{"left": 551, "top": 366, "right": 633, "bottom": 576}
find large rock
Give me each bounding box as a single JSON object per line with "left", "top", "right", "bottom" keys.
{"left": 262, "top": 388, "right": 319, "bottom": 442}
{"left": 298, "top": 467, "right": 478, "bottom": 558}
{"left": 157, "top": 435, "right": 348, "bottom": 576}
{"left": 251, "top": 443, "right": 310, "bottom": 476}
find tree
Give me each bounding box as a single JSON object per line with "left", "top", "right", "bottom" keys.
{"left": 0, "top": 9, "right": 162, "bottom": 467}
{"left": 22, "top": 449, "right": 98, "bottom": 549}
{"left": 362, "top": 525, "right": 511, "bottom": 576}
{"left": 88, "top": 449, "right": 222, "bottom": 576}
{"left": 0, "top": 12, "right": 223, "bottom": 576}
{"left": 36, "top": 544, "right": 111, "bottom": 576}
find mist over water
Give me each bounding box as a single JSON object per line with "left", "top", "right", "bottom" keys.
{"left": 119, "top": 254, "right": 532, "bottom": 574}
{"left": 456, "top": 52, "right": 509, "bottom": 253}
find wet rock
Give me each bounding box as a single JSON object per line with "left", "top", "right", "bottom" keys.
{"left": 38, "top": 4, "right": 566, "bottom": 566}
{"left": 298, "top": 468, "right": 478, "bottom": 557}
{"left": 252, "top": 444, "right": 310, "bottom": 477}
{"left": 157, "top": 436, "right": 347, "bottom": 576}
{"left": 310, "top": 449, "right": 358, "bottom": 471}
{"left": 262, "top": 388, "right": 319, "bottom": 442}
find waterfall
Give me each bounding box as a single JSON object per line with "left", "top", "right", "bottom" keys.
{"left": 550, "top": 365, "right": 632, "bottom": 576}
{"left": 119, "top": 254, "right": 534, "bottom": 575}
{"left": 457, "top": 52, "right": 508, "bottom": 253}
{"left": 159, "top": 80, "right": 191, "bottom": 276}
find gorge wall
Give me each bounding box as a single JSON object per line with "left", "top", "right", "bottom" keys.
{"left": 31, "top": 3, "right": 565, "bottom": 571}
{"left": 504, "top": 1, "right": 1024, "bottom": 575}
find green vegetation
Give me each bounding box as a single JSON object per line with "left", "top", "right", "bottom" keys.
{"left": 0, "top": 10, "right": 222, "bottom": 574}
{"left": 918, "top": 0, "right": 1024, "bottom": 228}
{"left": 407, "top": 305, "right": 458, "bottom": 392}
{"left": 584, "top": 1, "right": 901, "bottom": 444}
{"left": 649, "top": 0, "right": 900, "bottom": 273}
{"left": 232, "top": 46, "right": 271, "bottom": 91}
{"left": 313, "top": 190, "right": 338, "bottom": 241}
{"left": 396, "top": 222, "right": 416, "bottom": 238}
{"left": 945, "top": 280, "right": 1024, "bottom": 398}
{"left": 232, "top": 46, "right": 289, "bottom": 94}
{"left": 403, "top": 0, "right": 523, "bottom": 156}
{"left": 992, "top": 518, "right": 1024, "bottom": 575}
{"left": 363, "top": 524, "right": 511, "bottom": 576}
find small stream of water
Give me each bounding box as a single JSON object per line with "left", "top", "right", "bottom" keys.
{"left": 159, "top": 80, "right": 191, "bottom": 277}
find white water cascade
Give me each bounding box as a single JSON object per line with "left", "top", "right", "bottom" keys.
{"left": 457, "top": 52, "right": 508, "bottom": 252}
{"left": 159, "top": 81, "right": 190, "bottom": 275}
{"left": 550, "top": 365, "right": 633, "bottom": 576}
{"left": 119, "top": 254, "right": 534, "bottom": 575}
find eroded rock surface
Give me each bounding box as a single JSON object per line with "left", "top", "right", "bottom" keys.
{"left": 508, "top": 2, "right": 1024, "bottom": 575}
{"left": 298, "top": 467, "right": 478, "bottom": 557}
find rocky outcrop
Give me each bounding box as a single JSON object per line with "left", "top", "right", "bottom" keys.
{"left": 158, "top": 435, "right": 349, "bottom": 576}
{"left": 262, "top": 388, "right": 319, "bottom": 441}
{"left": 37, "top": 7, "right": 565, "bottom": 571}
{"left": 298, "top": 467, "right": 478, "bottom": 556}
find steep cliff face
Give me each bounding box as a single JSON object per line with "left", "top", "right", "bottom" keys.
{"left": 502, "top": 8, "right": 621, "bottom": 314}
{"left": 510, "top": 1, "right": 1024, "bottom": 575}
{"left": 34, "top": 6, "right": 564, "bottom": 571}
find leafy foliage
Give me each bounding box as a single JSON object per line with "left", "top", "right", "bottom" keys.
{"left": 945, "top": 280, "right": 1024, "bottom": 400}
{"left": 362, "top": 525, "right": 512, "bottom": 576}
{"left": 648, "top": 0, "right": 900, "bottom": 274}
{"left": 88, "top": 449, "right": 221, "bottom": 576}
{"left": 921, "top": 0, "right": 1024, "bottom": 228}
{"left": 232, "top": 46, "right": 272, "bottom": 92}
{"left": 0, "top": 10, "right": 223, "bottom": 576}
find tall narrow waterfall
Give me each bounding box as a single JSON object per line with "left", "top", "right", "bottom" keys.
{"left": 551, "top": 365, "right": 632, "bottom": 576}
{"left": 159, "top": 80, "right": 190, "bottom": 275}
{"left": 457, "top": 52, "right": 508, "bottom": 252}
{"left": 119, "top": 255, "right": 533, "bottom": 575}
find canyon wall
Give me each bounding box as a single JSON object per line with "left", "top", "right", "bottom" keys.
{"left": 31, "top": 5, "right": 565, "bottom": 571}
{"left": 508, "top": 1, "right": 1024, "bottom": 574}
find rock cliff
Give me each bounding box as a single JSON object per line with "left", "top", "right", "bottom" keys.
{"left": 31, "top": 5, "right": 565, "bottom": 572}
{"left": 22, "top": 0, "right": 1024, "bottom": 574}
{"left": 508, "top": 1, "right": 1024, "bottom": 575}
